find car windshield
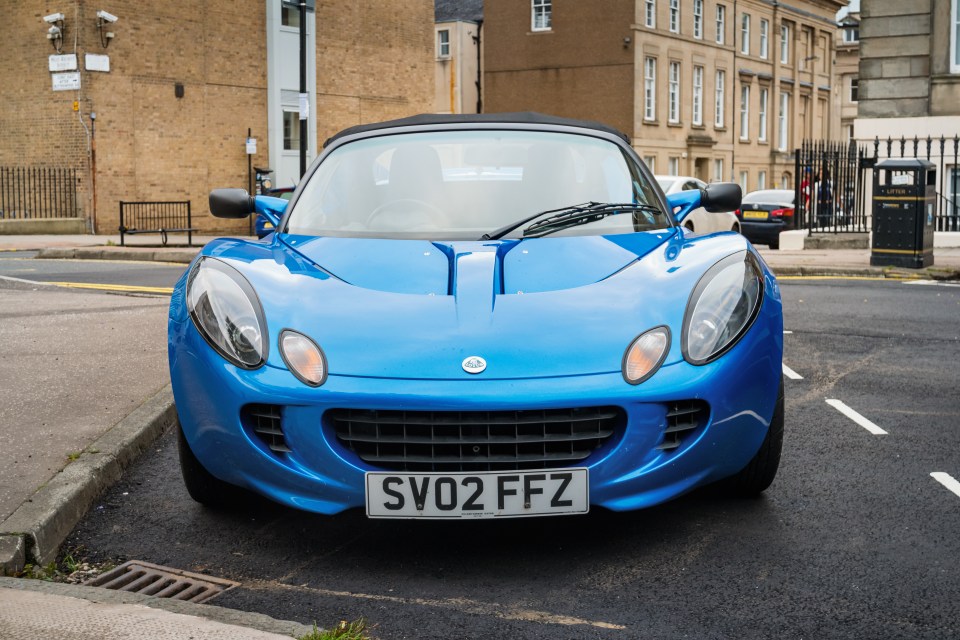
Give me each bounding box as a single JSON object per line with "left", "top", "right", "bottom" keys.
{"left": 742, "top": 190, "right": 794, "bottom": 204}
{"left": 284, "top": 130, "right": 667, "bottom": 240}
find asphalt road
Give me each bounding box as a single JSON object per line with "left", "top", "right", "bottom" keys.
{"left": 62, "top": 277, "right": 960, "bottom": 639}
{"left": 0, "top": 252, "right": 186, "bottom": 292}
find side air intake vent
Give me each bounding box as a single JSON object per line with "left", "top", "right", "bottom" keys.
{"left": 242, "top": 404, "right": 289, "bottom": 454}
{"left": 658, "top": 400, "right": 710, "bottom": 451}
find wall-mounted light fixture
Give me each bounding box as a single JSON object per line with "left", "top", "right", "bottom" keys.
{"left": 43, "top": 13, "right": 65, "bottom": 53}
{"left": 96, "top": 10, "right": 118, "bottom": 48}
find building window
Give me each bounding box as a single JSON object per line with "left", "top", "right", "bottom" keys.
{"left": 716, "top": 5, "right": 726, "bottom": 44}
{"left": 644, "top": 57, "right": 657, "bottom": 121}
{"left": 850, "top": 77, "right": 859, "bottom": 102}
{"left": 281, "top": 5, "right": 301, "bottom": 28}
{"left": 739, "top": 85, "right": 750, "bottom": 140}
{"left": 645, "top": 0, "right": 656, "bottom": 28}
{"left": 741, "top": 14, "right": 750, "bottom": 55}
{"left": 532, "top": 0, "right": 552, "bottom": 31}
{"left": 669, "top": 157, "right": 680, "bottom": 176}
{"left": 780, "top": 23, "right": 790, "bottom": 64}
{"left": 693, "top": 0, "right": 703, "bottom": 39}
{"left": 758, "top": 170, "right": 767, "bottom": 190}
{"left": 758, "top": 87, "right": 768, "bottom": 142}
{"left": 669, "top": 0, "right": 680, "bottom": 33}
{"left": 693, "top": 66, "right": 704, "bottom": 126}
{"left": 644, "top": 156, "right": 656, "bottom": 173}
{"left": 739, "top": 170, "right": 749, "bottom": 192}
{"left": 668, "top": 61, "right": 681, "bottom": 123}
{"left": 778, "top": 91, "right": 790, "bottom": 151}
{"left": 283, "top": 110, "right": 301, "bottom": 150}
{"left": 842, "top": 25, "right": 859, "bottom": 43}
{"left": 713, "top": 158, "right": 724, "bottom": 182}
{"left": 715, "top": 70, "right": 725, "bottom": 128}
{"left": 759, "top": 19, "right": 769, "bottom": 58}
{"left": 437, "top": 30, "right": 450, "bottom": 58}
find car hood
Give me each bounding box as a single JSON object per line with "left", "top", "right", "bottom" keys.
{"left": 201, "top": 230, "right": 756, "bottom": 380}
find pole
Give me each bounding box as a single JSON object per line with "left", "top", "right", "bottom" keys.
{"left": 90, "top": 112, "right": 97, "bottom": 234}
{"left": 299, "top": 0, "right": 307, "bottom": 179}
{"left": 247, "top": 127, "right": 253, "bottom": 236}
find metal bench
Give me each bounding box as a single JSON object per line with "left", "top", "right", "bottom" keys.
{"left": 119, "top": 201, "right": 195, "bottom": 246}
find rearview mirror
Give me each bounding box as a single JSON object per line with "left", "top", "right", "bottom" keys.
{"left": 209, "top": 188, "right": 255, "bottom": 218}
{"left": 700, "top": 182, "right": 742, "bottom": 213}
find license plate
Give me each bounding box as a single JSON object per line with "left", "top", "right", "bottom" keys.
{"left": 743, "top": 210, "right": 768, "bottom": 220}
{"left": 365, "top": 469, "right": 589, "bottom": 519}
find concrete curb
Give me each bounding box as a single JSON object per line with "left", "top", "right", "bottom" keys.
{"left": 36, "top": 247, "right": 198, "bottom": 264}
{"left": 0, "top": 577, "right": 315, "bottom": 638}
{"left": 0, "top": 386, "right": 177, "bottom": 574}
{"left": 770, "top": 265, "right": 960, "bottom": 280}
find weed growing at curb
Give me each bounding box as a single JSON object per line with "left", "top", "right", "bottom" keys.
{"left": 297, "top": 619, "right": 373, "bottom": 640}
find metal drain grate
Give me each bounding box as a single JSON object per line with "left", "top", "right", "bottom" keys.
{"left": 85, "top": 560, "right": 239, "bottom": 603}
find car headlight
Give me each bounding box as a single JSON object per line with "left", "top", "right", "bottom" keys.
{"left": 682, "top": 251, "right": 763, "bottom": 365}
{"left": 186, "top": 257, "right": 267, "bottom": 369}
{"left": 622, "top": 326, "right": 670, "bottom": 385}
{"left": 279, "top": 330, "right": 327, "bottom": 386}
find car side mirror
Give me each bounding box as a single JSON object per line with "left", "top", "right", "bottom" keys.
{"left": 700, "top": 182, "right": 742, "bottom": 213}
{"left": 209, "top": 188, "right": 255, "bottom": 218}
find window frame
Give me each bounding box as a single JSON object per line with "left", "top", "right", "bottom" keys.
{"left": 715, "top": 69, "right": 726, "bottom": 129}
{"left": 739, "top": 85, "right": 750, "bottom": 140}
{"left": 531, "top": 0, "right": 552, "bottom": 32}
{"left": 741, "top": 14, "right": 751, "bottom": 55}
{"left": 644, "top": 57, "right": 657, "bottom": 122}
{"left": 437, "top": 29, "right": 450, "bottom": 59}
{"left": 850, "top": 76, "right": 859, "bottom": 103}
{"left": 693, "top": 65, "right": 704, "bottom": 126}
{"left": 778, "top": 91, "right": 790, "bottom": 151}
{"left": 758, "top": 170, "right": 767, "bottom": 190}
{"left": 759, "top": 19, "right": 769, "bottom": 59}
{"left": 780, "top": 23, "right": 790, "bottom": 64}
{"left": 645, "top": 0, "right": 656, "bottom": 29}
{"left": 669, "top": 0, "right": 680, "bottom": 34}
{"left": 693, "top": 0, "right": 703, "bottom": 39}
{"left": 668, "top": 156, "right": 680, "bottom": 176}
{"left": 758, "top": 87, "right": 768, "bottom": 142}
{"left": 716, "top": 5, "right": 726, "bottom": 44}
{"left": 713, "top": 158, "right": 724, "bottom": 182}
{"left": 668, "top": 61, "right": 681, "bottom": 123}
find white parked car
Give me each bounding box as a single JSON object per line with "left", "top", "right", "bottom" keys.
{"left": 656, "top": 176, "right": 741, "bottom": 235}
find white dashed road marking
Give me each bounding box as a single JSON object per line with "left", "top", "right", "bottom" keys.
{"left": 825, "top": 399, "right": 888, "bottom": 435}
{"left": 931, "top": 472, "right": 960, "bottom": 499}
{"left": 782, "top": 363, "right": 803, "bottom": 380}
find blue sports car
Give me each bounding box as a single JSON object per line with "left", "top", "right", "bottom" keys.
{"left": 169, "top": 113, "right": 783, "bottom": 519}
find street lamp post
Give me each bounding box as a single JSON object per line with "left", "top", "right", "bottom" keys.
{"left": 299, "top": 0, "right": 307, "bottom": 178}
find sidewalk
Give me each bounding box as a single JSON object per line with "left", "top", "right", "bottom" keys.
{"left": 1, "top": 231, "right": 958, "bottom": 639}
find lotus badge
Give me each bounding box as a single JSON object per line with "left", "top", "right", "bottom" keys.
{"left": 462, "top": 356, "right": 487, "bottom": 374}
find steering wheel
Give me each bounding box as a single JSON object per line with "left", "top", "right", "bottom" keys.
{"left": 366, "top": 199, "right": 446, "bottom": 230}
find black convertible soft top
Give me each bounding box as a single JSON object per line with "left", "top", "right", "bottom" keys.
{"left": 323, "top": 112, "right": 631, "bottom": 148}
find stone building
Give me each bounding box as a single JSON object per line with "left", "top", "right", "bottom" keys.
{"left": 835, "top": 2, "right": 860, "bottom": 142}
{"left": 0, "top": 1, "right": 433, "bottom": 235}
{"left": 484, "top": 0, "right": 844, "bottom": 193}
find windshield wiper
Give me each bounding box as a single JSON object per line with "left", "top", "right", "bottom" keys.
{"left": 482, "top": 202, "right": 662, "bottom": 241}
{"left": 481, "top": 202, "right": 662, "bottom": 240}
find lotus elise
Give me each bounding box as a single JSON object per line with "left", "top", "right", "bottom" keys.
{"left": 169, "top": 113, "right": 784, "bottom": 519}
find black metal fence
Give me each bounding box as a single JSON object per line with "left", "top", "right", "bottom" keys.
{"left": 119, "top": 201, "right": 194, "bottom": 246}
{"left": 0, "top": 166, "right": 80, "bottom": 220}
{"left": 796, "top": 136, "right": 960, "bottom": 234}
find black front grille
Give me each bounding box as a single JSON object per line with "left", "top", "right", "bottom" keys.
{"left": 329, "top": 407, "right": 625, "bottom": 472}
{"left": 658, "top": 400, "right": 710, "bottom": 451}
{"left": 242, "top": 404, "right": 290, "bottom": 454}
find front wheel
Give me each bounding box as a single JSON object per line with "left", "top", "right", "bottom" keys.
{"left": 722, "top": 378, "right": 784, "bottom": 496}
{"left": 178, "top": 419, "right": 249, "bottom": 510}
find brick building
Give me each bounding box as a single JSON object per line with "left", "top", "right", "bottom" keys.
{"left": 0, "top": 1, "right": 433, "bottom": 235}
{"left": 483, "top": 0, "right": 844, "bottom": 193}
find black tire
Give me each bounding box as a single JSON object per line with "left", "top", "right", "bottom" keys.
{"left": 178, "top": 419, "right": 249, "bottom": 510}
{"left": 722, "top": 378, "right": 784, "bottom": 496}
{"left": 684, "top": 222, "right": 694, "bottom": 232}
{"left": 768, "top": 238, "right": 780, "bottom": 250}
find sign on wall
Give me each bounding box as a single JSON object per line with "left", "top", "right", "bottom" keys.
{"left": 48, "top": 54, "right": 77, "bottom": 72}
{"left": 51, "top": 72, "right": 81, "bottom": 91}
{"left": 85, "top": 54, "right": 110, "bottom": 72}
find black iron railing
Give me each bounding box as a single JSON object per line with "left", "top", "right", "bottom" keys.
{"left": 797, "top": 136, "right": 960, "bottom": 235}
{"left": 0, "top": 166, "right": 79, "bottom": 220}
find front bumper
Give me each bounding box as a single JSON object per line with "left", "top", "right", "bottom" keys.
{"left": 170, "top": 304, "right": 782, "bottom": 515}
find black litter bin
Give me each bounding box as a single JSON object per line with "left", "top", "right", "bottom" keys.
{"left": 870, "top": 158, "right": 935, "bottom": 268}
